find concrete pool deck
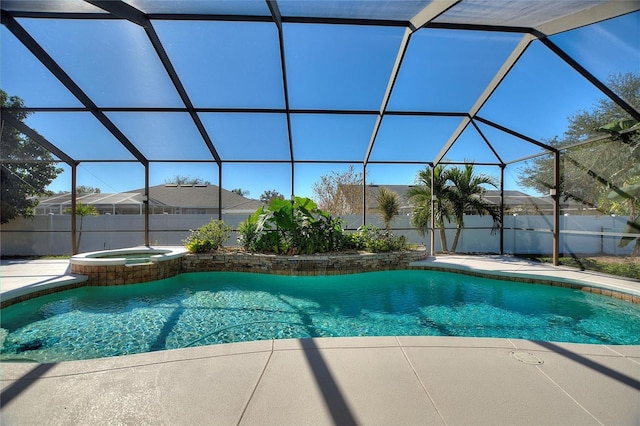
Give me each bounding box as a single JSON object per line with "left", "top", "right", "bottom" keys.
{"left": 1, "top": 255, "right": 639, "bottom": 425}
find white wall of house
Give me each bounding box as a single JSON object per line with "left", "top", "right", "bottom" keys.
{"left": 0, "top": 213, "right": 634, "bottom": 257}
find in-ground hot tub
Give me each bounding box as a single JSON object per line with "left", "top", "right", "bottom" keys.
{"left": 70, "top": 246, "right": 188, "bottom": 286}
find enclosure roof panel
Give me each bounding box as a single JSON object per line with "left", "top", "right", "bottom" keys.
{"left": 432, "top": 0, "right": 610, "bottom": 27}
{"left": 1, "top": 0, "right": 638, "bottom": 170}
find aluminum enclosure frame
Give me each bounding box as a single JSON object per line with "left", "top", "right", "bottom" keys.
{"left": 2, "top": 0, "right": 639, "bottom": 261}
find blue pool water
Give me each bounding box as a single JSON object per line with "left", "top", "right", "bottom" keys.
{"left": 1, "top": 270, "right": 639, "bottom": 362}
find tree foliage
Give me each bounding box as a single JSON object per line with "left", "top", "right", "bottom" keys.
{"left": 516, "top": 73, "right": 640, "bottom": 252}
{"left": 607, "top": 164, "right": 640, "bottom": 255}
{"left": 260, "top": 189, "right": 284, "bottom": 204}
{"left": 164, "top": 175, "right": 211, "bottom": 185}
{"left": 77, "top": 185, "right": 101, "bottom": 194}
{"left": 517, "top": 73, "right": 640, "bottom": 254}
{"left": 518, "top": 73, "right": 640, "bottom": 215}
{"left": 1, "top": 90, "right": 63, "bottom": 224}
{"left": 231, "top": 188, "right": 249, "bottom": 196}
{"left": 311, "top": 165, "right": 369, "bottom": 215}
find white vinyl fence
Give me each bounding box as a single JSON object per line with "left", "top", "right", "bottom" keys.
{"left": 0, "top": 213, "right": 634, "bottom": 257}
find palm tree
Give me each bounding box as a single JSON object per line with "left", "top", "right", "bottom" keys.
{"left": 447, "top": 163, "right": 501, "bottom": 252}
{"left": 65, "top": 202, "right": 99, "bottom": 252}
{"left": 407, "top": 165, "right": 454, "bottom": 252}
{"left": 376, "top": 187, "right": 400, "bottom": 230}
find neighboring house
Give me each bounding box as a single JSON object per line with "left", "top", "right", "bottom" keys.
{"left": 35, "top": 192, "right": 148, "bottom": 215}
{"left": 35, "top": 184, "right": 590, "bottom": 217}
{"left": 364, "top": 185, "right": 415, "bottom": 215}
{"left": 336, "top": 184, "right": 415, "bottom": 216}
{"left": 35, "top": 184, "right": 263, "bottom": 215}
{"left": 483, "top": 191, "right": 593, "bottom": 215}
{"left": 483, "top": 190, "right": 553, "bottom": 215}
{"left": 129, "top": 184, "right": 263, "bottom": 215}
{"left": 338, "top": 185, "right": 587, "bottom": 216}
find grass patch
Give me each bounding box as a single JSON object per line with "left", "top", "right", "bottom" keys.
{"left": 519, "top": 255, "right": 640, "bottom": 281}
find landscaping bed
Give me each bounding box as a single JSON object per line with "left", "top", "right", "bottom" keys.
{"left": 520, "top": 255, "right": 640, "bottom": 281}
{"left": 182, "top": 247, "right": 427, "bottom": 275}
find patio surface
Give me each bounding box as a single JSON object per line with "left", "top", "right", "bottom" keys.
{"left": 1, "top": 255, "right": 639, "bottom": 425}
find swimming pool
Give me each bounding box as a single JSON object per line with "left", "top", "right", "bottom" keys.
{"left": 1, "top": 270, "right": 639, "bottom": 362}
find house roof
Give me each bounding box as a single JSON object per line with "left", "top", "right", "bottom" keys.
{"left": 130, "top": 184, "right": 264, "bottom": 211}
{"left": 483, "top": 190, "right": 553, "bottom": 209}
{"left": 37, "top": 184, "right": 263, "bottom": 212}
{"left": 37, "top": 192, "right": 146, "bottom": 206}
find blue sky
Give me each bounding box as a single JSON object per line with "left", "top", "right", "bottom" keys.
{"left": 1, "top": 11, "right": 638, "bottom": 200}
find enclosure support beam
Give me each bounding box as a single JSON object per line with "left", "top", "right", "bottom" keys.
{"left": 553, "top": 152, "right": 561, "bottom": 265}
{"left": 218, "top": 165, "right": 223, "bottom": 221}
{"left": 500, "top": 164, "right": 505, "bottom": 255}
{"left": 291, "top": 162, "right": 295, "bottom": 202}
{"left": 86, "top": 0, "right": 222, "bottom": 165}
{"left": 1, "top": 113, "right": 76, "bottom": 166}
{"left": 363, "top": 28, "right": 412, "bottom": 167}
{"left": 267, "top": 0, "right": 296, "bottom": 202}
{"left": 1, "top": 12, "right": 148, "bottom": 166}
{"left": 475, "top": 117, "right": 557, "bottom": 153}
{"left": 144, "top": 165, "right": 150, "bottom": 247}
{"left": 364, "top": 1, "right": 459, "bottom": 167}
{"left": 433, "top": 34, "right": 535, "bottom": 165}
{"left": 363, "top": 164, "right": 368, "bottom": 227}
{"left": 536, "top": 0, "right": 640, "bottom": 36}
{"left": 430, "top": 165, "right": 436, "bottom": 256}
{"left": 71, "top": 165, "right": 77, "bottom": 255}
{"left": 539, "top": 37, "right": 640, "bottom": 122}
{"left": 470, "top": 119, "right": 504, "bottom": 165}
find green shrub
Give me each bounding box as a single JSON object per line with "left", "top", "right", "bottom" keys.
{"left": 237, "top": 218, "right": 259, "bottom": 252}
{"left": 237, "top": 197, "right": 350, "bottom": 254}
{"left": 184, "top": 219, "right": 231, "bottom": 253}
{"left": 349, "top": 225, "right": 408, "bottom": 253}
{"left": 185, "top": 238, "right": 214, "bottom": 253}
{"left": 237, "top": 200, "right": 409, "bottom": 255}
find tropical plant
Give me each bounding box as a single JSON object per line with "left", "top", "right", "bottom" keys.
{"left": 64, "top": 202, "right": 98, "bottom": 252}
{"left": 447, "top": 163, "right": 501, "bottom": 252}
{"left": 407, "top": 165, "right": 454, "bottom": 252}
{"left": 183, "top": 219, "right": 231, "bottom": 253}
{"left": 238, "top": 196, "right": 412, "bottom": 255}
{"left": 238, "top": 197, "right": 348, "bottom": 254}
{"left": 376, "top": 187, "right": 400, "bottom": 230}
